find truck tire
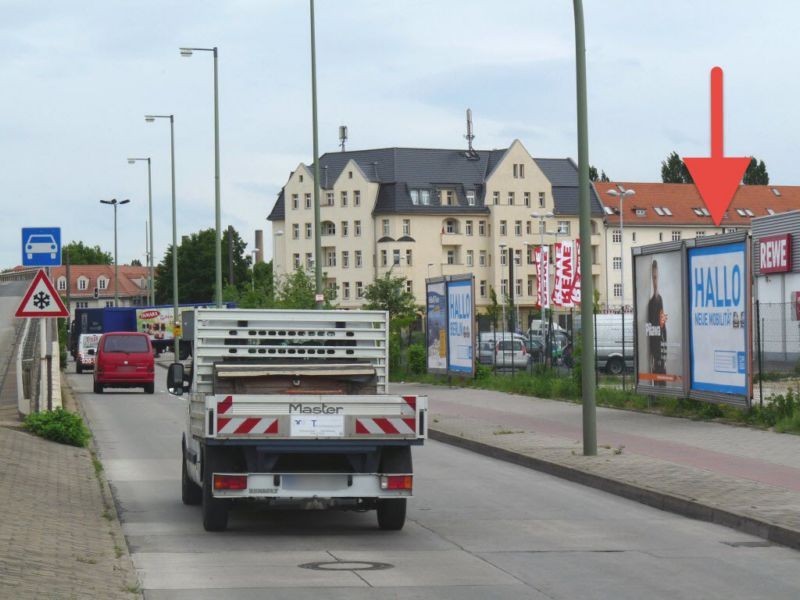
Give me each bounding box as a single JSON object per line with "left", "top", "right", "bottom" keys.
{"left": 179, "top": 342, "right": 192, "bottom": 361}
{"left": 202, "top": 449, "right": 229, "bottom": 532}
{"left": 76, "top": 363, "right": 83, "bottom": 374}
{"left": 377, "top": 498, "right": 407, "bottom": 530}
{"left": 182, "top": 444, "right": 202, "bottom": 506}
{"left": 607, "top": 357, "right": 624, "bottom": 375}
{"left": 93, "top": 381, "right": 103, "bottom": 394}
{"left": 145, "top": 382, "right": 155, "bottom": 394}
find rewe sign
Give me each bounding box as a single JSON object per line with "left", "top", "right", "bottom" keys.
{"left": 759, "top": 234, "right": 792, "bottom": 274}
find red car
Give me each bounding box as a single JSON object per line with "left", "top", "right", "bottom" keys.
{"left": 93, "top": 332, "right": 155, "bottom": 394}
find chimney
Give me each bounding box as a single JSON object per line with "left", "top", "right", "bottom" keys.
{"left": 254, "top": 230, "right": 264, "bottom": 263}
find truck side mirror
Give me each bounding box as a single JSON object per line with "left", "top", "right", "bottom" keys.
{"left": 167, "top": 362, "right": 185, "bottom": 396}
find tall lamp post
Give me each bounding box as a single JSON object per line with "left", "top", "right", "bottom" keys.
{"left": 145, "top": 114, "right": 180, "bottom": 359}
{"left": 606, "top": 186, "right": 635, "bottom": 390}
{"left": 99, "top": 199, "right": 130, "bottom": 307}
{"left": 128, "top": 157, "right": 154, "bottom": 305}
{"left": 532, "top": 212, "right": 554, "bottom": 362}
{"left": 309, "top": 0, "right": 323, "bottom": 308}
{"left": 179, "top": 46, "right": 222, "bottom": 308}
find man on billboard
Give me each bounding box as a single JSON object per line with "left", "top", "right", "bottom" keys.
{"left": 646, "top": 259, "right": 667, "bottom": 384}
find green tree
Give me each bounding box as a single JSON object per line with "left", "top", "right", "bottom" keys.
{"left": 589, "top": 166, "right": 610, "bottom": 183}
{"left": 363, "top": 272, "right": 418, "bottom": 331}
{"left": 63, "top": 241, "right": 112, "bottom": 265}
{"left": 274, "top": 268, "right": 336, "bottom": 309}
{"left": 253, "top": 260, "right": 274, "bottom": 303}
{"left": 485, "top": 286, "right": 501, "bottom": 330}
{"left": 130, "top": 258, "right": 142, "bottom": 267}
{"left": 660, "top": 151, "right": 693, "bottom": 183}
{"left": 155, "top": 227, "right": 250, "bottom": 304}
{"left": 743, "top": 157, "right": 769, "bottom": 185}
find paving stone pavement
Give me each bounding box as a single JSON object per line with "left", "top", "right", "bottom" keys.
{"left": 0, "top": 388, "right": 141, "bottom": 599}
{"left": 394, "top": 382, "right": 800, "bottom": 550}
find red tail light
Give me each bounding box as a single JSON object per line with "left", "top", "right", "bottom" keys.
{"left": 381, "top": 475, "right": 413, "bottom": 490}
{"left": 213, "top": 474, "right": 247, "bottom": 490}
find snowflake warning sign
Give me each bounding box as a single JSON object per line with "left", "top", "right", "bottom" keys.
{"left": 15, "top": 270, "right": 69, "bottom": 318}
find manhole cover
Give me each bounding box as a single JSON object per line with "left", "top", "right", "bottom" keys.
{"left": 299, "top": 560, "right": 394, "bottom": 572}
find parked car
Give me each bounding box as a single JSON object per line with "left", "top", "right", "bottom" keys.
{"left": 477, "top": 333, "right": 530, "bottom": 369}
{"left": 76, "top": 333, "right": 101, "bottom": 374}
{"left": 93, "top": 332, "right": 155, "bottom": 394}
{"left": 478, "top": 332, "right": 527, "bottom": 365}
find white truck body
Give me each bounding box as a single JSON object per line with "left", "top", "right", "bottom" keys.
{"left": 178, "top": 308, "right": 427, "bottom": 531}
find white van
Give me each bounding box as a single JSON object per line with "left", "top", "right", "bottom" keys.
{"left": 575, "top": 314, "right": 633, "bottom": 374}
{"left": 76, "top": 333, "right": 101, "bottom": 374}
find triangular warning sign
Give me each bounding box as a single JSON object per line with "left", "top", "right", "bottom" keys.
{"left": 15, "top": 270, "right": 69, "bottom": 318}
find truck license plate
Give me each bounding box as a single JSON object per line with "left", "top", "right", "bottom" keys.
{"left": 290, "top": 415, "right": 344, "bottom": 437}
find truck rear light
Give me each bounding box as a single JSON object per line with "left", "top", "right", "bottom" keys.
{"left": 381, "top": 475, "right": 413, "bottom": 490}
{"left": 213, "top": 474, "right": 247, "bottom": 491}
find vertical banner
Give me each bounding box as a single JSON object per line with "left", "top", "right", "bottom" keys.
{"left": 571, "top": 240, "right": 582, "bottom": 305}
{"left": 552, "top": 240, "right": 580, "bottom": 308}
{"left": 446, "top": 277, "right": 474, "bottom": 374}
{"left": 634, "top": 250, "right": 684, "bottom": 393}
{"left": 688, "top": 241, "right": 748, "bottom": 396}
{"left": 426, "top": 280, "right": 447, "bottom": 372}
{"left": 535, "top": 246, "right": 550, "bottom": 309}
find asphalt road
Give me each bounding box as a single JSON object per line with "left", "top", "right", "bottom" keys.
{"left": 69, "top": 368, "right": 800, "bottom": 600}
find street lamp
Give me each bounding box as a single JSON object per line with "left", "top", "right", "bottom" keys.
{"left": 99, "top": 199, "right": 130, "bottom": 307}
{"left": 145, "top": 114, "right": 180, "bottom": 359}
{"left": 251, "top": 250, "right": 258, "bottom": 291}
{"left": 180, "top": 46, "right": 223, "bottom": 308}
{"left": 128, "top": 157, "right": 154, "bottom": 305}
{"left": 607, "top": 186, "right": 636, "bottom": 390}
{"left": 532, "top": 211, "right": 554, "bottom": 360}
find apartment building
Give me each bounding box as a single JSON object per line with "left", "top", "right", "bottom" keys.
{"left": 267, "top": 140, "right": 607, "bottom": 327}
{"left": 600, "top": 182, "right": 800, "bottom": 308}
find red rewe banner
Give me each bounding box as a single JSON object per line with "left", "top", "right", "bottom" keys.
{"left": 759, "top": 234, "right": 792, "bottom": 274}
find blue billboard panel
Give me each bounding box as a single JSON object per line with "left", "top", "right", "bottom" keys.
{"left": 426, "top": 280, "right": 447, "bottom": 372}
{"left": 22, "top": 227, "right": 62, "bottom": 267}
{"left": 688, "top": 241, "right": 748, "bottom": 395}
{"left": 446, "top": 278, "right": 474, "bottom": 374}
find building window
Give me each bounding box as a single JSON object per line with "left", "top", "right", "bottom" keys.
{"left": 326, "top": 191, "right": 334, "bottom": 206}
{"left": 293, "top": 253, "right": 301, "bottom": 269}
{"left": 304, "top": 223, "right": 311, "bottom": 239}
{"left": 479, "top": 251, "right": 487, "bottom": 267}
{"left": 445, "top": 219, "right": 458, "bottom": 234}
{"left": 513, "top": 164, "right": 518, "bottom": 178}
{"left": 341, "top": 221, "right": 348, "bottom": 237}
{"left": 355, "top": 250, "right": 363, "bottom": 268}
{"left": 299, "top": 174, "right": 304, "bottom": 182}
{"left": 354, "top": 220, "right": 361, "bottom": 236}
{"left": 493, "top": 191, "right": 499, "bottom": 205}
{"left": 406, "top": 249, "right": 412, "bottom": 266}
{"left": 354, "top": 190, "right": 361, "bottom": 206}
{"left": 465, "top": 220, "right": 473, "bottom": 236}
{"left": 635, "top": 208, "right": 646, "bottom": 217}
{"left": 514, "top": 249, "right": 522, "bottom": 266}
{"left": 446, "top": 249, "right": 456, "bottom": 265}
{"left": 105, "top": 300, "right": 114, "bottom": 307}
{"left": 76, "top": 301, "right": 88, "bottom": 309}
{"left": 382, "top": 219, "right": 390, "bottom": 236}
{"left": 57, "top": 277, "right": 67, "bottom": 291}
{"left": 527, "top": 276, "right": 535, "bottom": 296}
{"left": 508, "top": 192, "right": 515, "bottom": 206}
{"left": 515, "top": 279, "right": 522, "bottom": 296}
{"left": 292, "top": 224, "right": 299, "bottom": 239}
{"left": 696, "top": 231, "right": 706, "bottom": 238}
{"left": 466, "top": 190, "right": 476, "bottom": 206}
{"left": 538, "top": 192, "right": 545, "bottom": 208}
{"left": 659, "top": 232, "right": 663, "bottom": 242}
{"left": 612, "top": 256, "right": 622, "bottom": 270}
{"left": 500, "top": 251, "right": 507, "bottom": 266}
{"left": 341, "top": 191, "right": 348, "bottom": 207}
{"left": 672, "top": 230, "right": 681, "bottom": 242}
{"left": 393, "top": 249, "right": 401, "bottom": 265}
{"left": 479, "top": 220, "right": 486, "bottom": 236}
{"left": 403, "top": 219, "right": 410, "bottom": 235}
{"left": 539, "top": 220, "right": 546, "bottom": 234}
{"left": 326, "top": 251, "right": 336, "bottom": 267}
{"left": 519, "top": 164, "right": 525, "bottom": 178}
{"left": 78, "top": 277, "right": 88, "bottom": 291}
{"left": 515, "top": 221, "right": 522, "bottom": 236}
{"left": 306, "top": 253, "right": 313, "bottom": 269}
{"left": 381, "top": 250, "right": 387, "bottom": 267}
{"left": 480, "top": 280, "right": 487, "bottom": 297}
{"left": 342, "top": 251, "right": 349, "bottom": 269}
{"left": 527, "top": 248, "right": 534, "bottom": 265}
{"left": 291, "top": 194, "right": 299, "bottom": 210}
{"left": 500, "top": 220, "right": 507, "bottom": 236}
{"left": 501, "top": 279, "right": 508, "bottom": 296}
{"left": 466, "top": 250, "right": 474, "bottom": 267}
{"left": 557, "top": 221, "right": 570, "bottom": 235}
{"left": 304, "top": 193, "right": 311, "bottom": 209}
{"left": 613, "top": 283, "right": 622, "bottom": 298}
{"left": 343, "top": 282, "right": 350, "bottom": 300}
{"left": 348, "top": 170, "right": 353, "bottom": 179}
{"left": 405, "top": 280, "right": 413, "bottom": 294}
{"left": 632, "top": 232, "right": 637, "bottom": 242}
{"left": 356, "top": 281, "right": 364, "bottom": 298}
{"left": 526, "top": 221, "right": 532, "bottom": 235}
{"left": 98, "top": 277, "right": 108, "bottom": 290}
{"left": 420, "top": 190, "right": 430, "bottom": 205}
{"left": 322, "top": 222, "right": 336, "bottom": 236}
{"left": 612, "top": 229, "right": 622, "bottom": 243}
{"left": 524, "top": 192, "right": 530, "bottom": 207}
{"left": 410, "top": 190, "right": 419, "bottom": 205}
{"left": 445, "top": 190, "right": 455, "bottom": 206}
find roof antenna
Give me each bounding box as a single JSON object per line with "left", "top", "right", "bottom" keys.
{"left": 464, "top": 108, "right": 479, "bottom": 159}
{"left": 339, "top": 125, "right": 348, "bottom": 152}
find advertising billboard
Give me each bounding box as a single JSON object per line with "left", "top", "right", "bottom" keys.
{"left": 426, "top": 280, "right": 447, "bottom": 372}
{"left": 634, "top": 250, "right": 684, "bottom": 394}
{"left": 446, "top": 277, "right": 474, "bottom": 373}
{"left": 136, "top": 308, "right": 175, "bottom": 341}
{"left": 688, "top": 241, "right": 749, "bottom": 396}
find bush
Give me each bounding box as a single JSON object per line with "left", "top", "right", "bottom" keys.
{"left": 24, "top": 408, "right": 91, "bottom": 447}
{"left": 407, "top": 344, "right": 426, "bottom": 375}
{"left": 389, "top": 333, "right": 402, "bottom": 375}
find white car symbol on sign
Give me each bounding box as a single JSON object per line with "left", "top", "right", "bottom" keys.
{"left": 25, "top": 234, "right": 58, "bottom": 259}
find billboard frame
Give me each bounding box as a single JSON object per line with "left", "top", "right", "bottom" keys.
{"left": 425, "top": 274, "right": 476, "bottom": 378}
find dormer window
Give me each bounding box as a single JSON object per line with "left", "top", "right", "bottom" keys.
{"left": 57, "top": 277, "right": 67, "bottom": 291}
{"left": 635, "top": 208, "right": 646, "bottom": 217}
{"left": 77, "top": 276, "right": 88, "bottom": 291}
{"left": 98, "top": 277, "right": 109, "bottom": 290}
{"left": 466, "top": 190, "right": 476, "bottom": 206}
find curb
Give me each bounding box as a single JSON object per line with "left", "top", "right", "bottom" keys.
{"left": 429, "top": 428, "right": 800, "bottom": 551}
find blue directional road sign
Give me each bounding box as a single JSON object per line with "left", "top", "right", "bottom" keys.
{"left": 21, "top": 227, "right": 62, "bottom": 267}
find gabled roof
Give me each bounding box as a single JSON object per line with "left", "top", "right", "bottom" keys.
{"left": 50, "top": 265, "right": 149, "bottom": 298}
{"left": 601, "top": 182, "right": 800, "bottom": 227}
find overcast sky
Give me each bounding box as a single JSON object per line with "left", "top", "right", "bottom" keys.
{"left": 3, "top": 0, "right": 798, "bottom": 270}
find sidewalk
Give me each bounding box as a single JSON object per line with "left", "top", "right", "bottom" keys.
{"left": 394, "top": 382, "right": 800, "bottom": 550}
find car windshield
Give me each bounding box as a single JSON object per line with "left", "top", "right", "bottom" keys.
{"left": 498, "top": 341, "right": 520, "bottom": 351}
{"left": 29, "top": 235, "right": 54, "bottom": 243}
{"left": 104, "top": 336, "right": 149, "bottom": 353}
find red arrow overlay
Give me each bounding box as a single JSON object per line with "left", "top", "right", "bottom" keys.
{"left": 683, "top": 67, "right": 750, "bottom": 227}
